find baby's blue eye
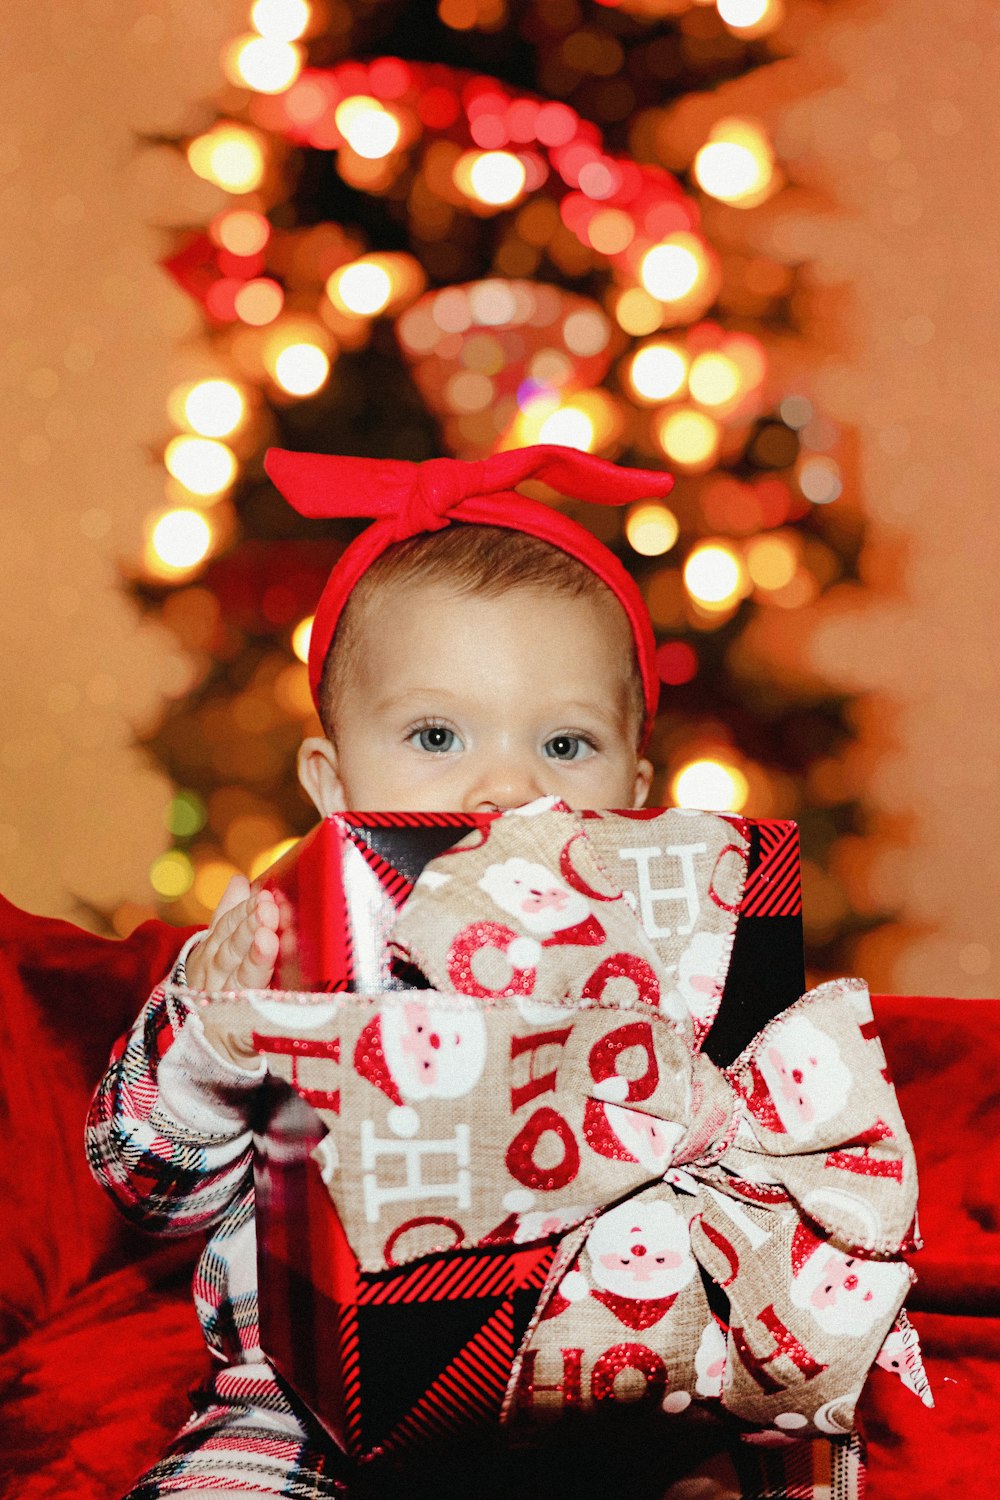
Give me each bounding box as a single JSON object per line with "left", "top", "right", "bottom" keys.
{"left": 414, "top": 725, "right": 459, "bottom": 753}
{"left": 544, "top": 734, "right": 591, "bottom": 762}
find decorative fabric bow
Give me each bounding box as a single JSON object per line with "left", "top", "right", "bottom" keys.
{"left": 264, "top": 444, "right": 673, "bottom": 745}
{"left": 246, "top": 805, "right": 926, "bottom": 1437}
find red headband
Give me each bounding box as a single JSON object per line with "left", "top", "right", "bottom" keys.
{"left": 264, "top": 444, "right": 673, "bottom": 749}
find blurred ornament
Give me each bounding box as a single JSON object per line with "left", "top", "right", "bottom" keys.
{"left": 397, "top": 280, "right": 621, "bottom": 458}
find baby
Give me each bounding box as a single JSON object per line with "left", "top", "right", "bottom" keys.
{"left": 86, "top": 444, "right": 669, "bottom": 1498}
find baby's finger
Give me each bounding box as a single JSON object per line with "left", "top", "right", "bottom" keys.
{"left": 216, "top": 874, "right": 251, "bottom": 921}
{"left": 236, "top": 924, "right": 280, "bottom": 989}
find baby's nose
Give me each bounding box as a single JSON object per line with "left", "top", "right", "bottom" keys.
{"left": 464, "top": 756, "right": 545, "bottom": 813}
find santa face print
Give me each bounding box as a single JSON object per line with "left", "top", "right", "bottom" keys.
{"left": 479, "top": 857, "right": 589, "bottom": 934}
{"left": 380, "top": 998, "right": 487, "bottom": 1101}
{"left": 757, "top": 1014, "right": 853, "bottom": 1140}
{"left": 298, "top": 578, "right": 653, "bottom": 815}
{"left": 790, "top": 1239, "right": 905, "bottom": 1338}
{"left": 585, "top": 1198, "right": 696, "bottom": 1301}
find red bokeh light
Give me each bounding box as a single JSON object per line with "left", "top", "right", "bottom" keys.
{"left": 656, "top": 640, "right": 699, "bottom": 686}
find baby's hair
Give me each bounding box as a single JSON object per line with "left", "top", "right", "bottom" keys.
{"left": 319, "top": 523, "right": 645, "bottom": 742}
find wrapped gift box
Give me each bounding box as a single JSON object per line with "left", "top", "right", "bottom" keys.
{"left": 252, "top": 810, "right": 809, "bottom": 1459}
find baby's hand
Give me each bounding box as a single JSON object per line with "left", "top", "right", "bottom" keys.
{"left": 186, "top": 876, "right": 280, "bottom": 1069}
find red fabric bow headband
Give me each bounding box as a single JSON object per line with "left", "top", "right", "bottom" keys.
{"left": 264, "top": 444, "right": 674, "bottom": 748}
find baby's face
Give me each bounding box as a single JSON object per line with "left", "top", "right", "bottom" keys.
{"left": 299, "top": 579, "right": 653, "bottom": 814}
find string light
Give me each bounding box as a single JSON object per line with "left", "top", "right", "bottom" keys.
{"left": 234, "top": 278, "right": 284, "bottom": 326}
{"left": 211, "top": 210, "right": 270, "bottom": 256}
{"left": 625, "top": 502, "right": 680, "bottom": 557}
{"left": 149, "top": 850, "right": 195, "bottom": 899}
{"left": 251, "top": 0, "right": 311, "bottom": 42}
{"left": 335, "top": 96, "right": 402, "bottom": 159}
{"left": 326, "top": 259, "right": 393, "bottom": 316}
{"left": 273, "top": 342, "right": 331, "bottom": 395}
{"left": 457, "top": 150, "right": 528, "bottom": 207}
{"left": 225, "top": 35, "right": 302, "bottom": 94}
{"left": 716, "top": 0, "right": 783, "bottom": 36}
{"left": 148, "top": 509, "right": 213, "bottom": 573}
{"left": 194, "top": 858, "right": 242, "bottom": 910}
{"left": 640, "top": 235, "right": 704, "bottom": 302}
{"left": 291, "top": 615, "right": 313, "bottom": 663}
{"left": 187, "top": 124, "right": 266, "bottom": 193}
{"left": 164, "top": 436, "right": 237, "bottom": 497}
{"left": 628, "top": 342, "right": 688, "bottom": 403}
{"left": 694, "top": 119, "right": 776, "bottom": 207}
{"left": 656, "top": 407, "right": 721, "bottom": 470}
{"left": 688, "top": 351, "right": 742, "bottom": 409}
{"left": 746, "top": 532, "right": 800, "bottom": 591}
{"left": 671, "top": 757, "right": 750, "bottom": 813}
{"left": 683, "top": 541, "right": 747, "bottom": 609}
{"left": 181, "top": 380, "right": 246, "bottom": 439}
{"left": 798, "top": 455, "right": 843, "bottom": 504}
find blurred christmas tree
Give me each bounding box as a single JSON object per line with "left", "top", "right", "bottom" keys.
{"left": 128, "top": 0, "right": 873, "bottom": 980}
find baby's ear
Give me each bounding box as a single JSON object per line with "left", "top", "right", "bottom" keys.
{"left": 632, "top": 755, "right": 654, "bottom": 809}
{"left": 297, "top": 736, "right": 347, "bottom": 815}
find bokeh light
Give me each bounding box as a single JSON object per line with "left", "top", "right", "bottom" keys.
{"left": 460, "top": 150, "right": 528, "bottom": 206}
{"left": 628, "top": 341, "right": 688, "bottom": 403}
{"left": 273, "top": 342, "right": 330, "bottom": 395}
{"left": 226, "top": 35, "right": 302, "bottom": 94}
{"left": 694, "top": 119, "right": 776, "bottom": 207}
{"left": 639, "top": 233, "right": 713, "bottom": 304}
{"left": 251, "top": 0, "right": 310, "bottom": 42}
{"left": 798, "top": 455, "right": 843, "bottom": 504}
{"left": 187, "top": 124, "right": 266, "bottom": 193}
{"left": 671, "top": 757, "right": 750, "bottom": 813}
{"left": 656, "top": 407, "right": 721, "bottom": 471}
{"left": 292, "top": 615, "right": 314, "bottom": 663}
{"left": 149, "top": 509, "right": 214, "bottom": 572}
{"left": 234, "top": 278, "right": 285, "bottom": 326}
{"left": 716, "top": 0, "right": 783, "bottom": 36}
{"left": 326, "top": 259, "right": 393, "bottom": 316}
{"left": 335, "top": 96, "right": 401, "bottom": 159}
{"left": 656, "top": 640, "right": 698, "bottom": 686}
{"left": 149, "top": 850, "right": 195, "bottom": 899}
{"left": 164, "top": 435, "right": 237, "bottom": 497}
{"left": 688, "top": 351, "right": 742, "bottom": 409}
{"left": 211, "top": 209, "right": 270, "bottom": 256}
{"left": 746, "top": 532, "right": 800, "bottom": 591}
{"left": 194, "top": 858, "right": 242, "bottom": 911}
{"left": 626, "top": 502, "right": 680, "bottom": 557}
{"left": 181, "top": 380, "right": 246, "bottom": 439}
{"left": 165, "top": 790, "right": 208, "bottom": 839}
{"left": 683, "top": 541, "right": 747, "bottom": 609}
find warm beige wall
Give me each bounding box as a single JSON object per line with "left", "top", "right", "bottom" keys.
{"left": 764, "top": 0, "right": 1000, "bottom": 996}
{"left": 0, "top": 0, "right": 241, "bottom": 921}
{"left": 2, "top": 0, "right": 998, "bottom": 996}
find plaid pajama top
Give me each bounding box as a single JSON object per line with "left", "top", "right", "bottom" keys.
{"left": 85, "top": 971, "right": 291, "bottom": 1414}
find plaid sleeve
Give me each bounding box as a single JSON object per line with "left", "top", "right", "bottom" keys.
{"left": 85, "top": 976, "right": 266, "bottom": 1236}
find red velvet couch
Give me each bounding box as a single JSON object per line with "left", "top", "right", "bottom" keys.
{"left": 2, "top": 893, "right": 998, "bottom": 1497}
